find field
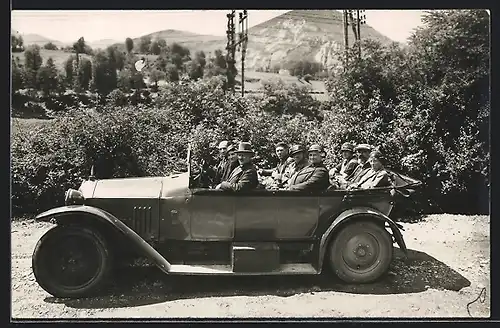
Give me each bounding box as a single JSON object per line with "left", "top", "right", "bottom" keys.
{"left": 11, "top": 214, "right": 490, "bottom": 318}
{"left": 12, "top": 49, "right": 92, "bottom": 70}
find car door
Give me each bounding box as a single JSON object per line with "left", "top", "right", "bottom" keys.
{"left": 272, "top": 190, "right": 319, "bottom": 239}
{"left": 189, "top": 189, "right": 235, "bottom": 240}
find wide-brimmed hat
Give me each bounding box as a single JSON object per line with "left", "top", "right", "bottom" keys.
{"left": 235, "top": 142, "right": 254, "bottom": 154}
{"left": 341, "top": 142, "right": 354, "bottom": 152}
{"left": 354, "top": 143, "right": 372, "bottom": 152}
{"left": 227, "top": 144, "right": 237, "bottom": 152}
{"left": 289, "top": 144, "right": 306, "bottom": 156}
{"left": 218, "top": 140, "right": 229, "bottom": 149}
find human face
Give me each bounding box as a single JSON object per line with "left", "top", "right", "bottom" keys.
{"left": 341, "top": 150, "right": 353, "bottom": 160}
{"left": 309, "top": 151, "right": 322, "bottom": 164}
{"left": 228, "top": 150, "right": 237, "bottom": 162}
{"left": 292, "top": 152, "right": 304, "bottom": 164}
{"left": 276, "top": 146, "right": 288, "bottom": 160}
{"left": 218, "top": 146, "right": 228, "bottom": 157}
{"left": 237, "top": 152, "right": 252, "bottom": 165}
{"left": 356, "top": 149, "right": 370, "bottom": 162}
{"left": 369, "top": 157, "right": 383, "bottom": 171}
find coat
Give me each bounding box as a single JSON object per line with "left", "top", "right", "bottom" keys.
{"left": 219, "top": 162, "right": 259, "bottom": 191}
{"left": 282, "top": 159, "right": 308, "bottom": 185}
{"left": 287, "top": 163, "right": 330, "bottom": 191}
{"left": 220, "top": 159, "right": 239, "bottom": 182}
{"left": 347, "top": 161, "right": 372, "bottom": 183}
{"left": 355, "top": 169, "right": 392, "bottom": 189}
{"left": 214, "top": 157, "right": 228, "bottom": 184}
{"left": 335, "top": 157, "right": 359, "bottom": 178}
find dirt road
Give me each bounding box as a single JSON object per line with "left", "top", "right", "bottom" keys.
{"left": 11, "top": 214, "right": 490, "bottom": 319}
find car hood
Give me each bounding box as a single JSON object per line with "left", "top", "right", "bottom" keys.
{"left": 80, "top": 172, "right": 190, "bottom": 199}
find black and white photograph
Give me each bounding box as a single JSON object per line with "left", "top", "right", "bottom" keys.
{"left": 10, "top": 9, "right": 490, "bottom": 319}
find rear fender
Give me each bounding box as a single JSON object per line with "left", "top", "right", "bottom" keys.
{"left": 35, "top": 205, "right": 171, "bottom": 273}
{"left": 318, "top": 206, "right": 407, "bottom": 272}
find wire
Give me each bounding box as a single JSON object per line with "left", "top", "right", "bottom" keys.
{"left": 467, "top": 287, "right": 486, "bottom": 317}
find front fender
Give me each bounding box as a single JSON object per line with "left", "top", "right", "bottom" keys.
{"left": 35, "top": 205, "right": 171, "bottom": 273}
{"left": 318, "top": 206, "right": 407, "bottom": 272}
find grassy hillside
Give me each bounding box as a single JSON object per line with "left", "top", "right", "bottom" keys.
{"left": 12, "top": 49, "right": 92, "bottom": 71}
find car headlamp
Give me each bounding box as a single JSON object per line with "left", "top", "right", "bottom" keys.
{"left": 65, "top": 188, "right": 84, "bottom": 205}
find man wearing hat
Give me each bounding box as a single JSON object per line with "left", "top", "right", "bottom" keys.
{"left": 286, "top": 144, "right": 330, "bottom": 191}
{"left": 281, "top": 144, "right": 309, "bottom": 186}
{"left": 216, "top": 142, "right": 259, "bottom": 191}
{"left": 346, "top": 143, "right": 373, "bottom": 184}
{"left": 259, "top": 142, "right": 294, "bottom": 188}
{"left": 214, "top": 140, "right": 229, "bottom": 184}
{"left": 348, "top": 150, "right": 391, "bottom": 189}
{"left": 329, "top": 142, "right": 359, "bottom": 180}
{"left": 219, "top": 143, "right": 240, "bottom": 182}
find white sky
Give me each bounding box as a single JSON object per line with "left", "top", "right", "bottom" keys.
{"left": 11, "top": 10, "right": 425, "bottom": 44}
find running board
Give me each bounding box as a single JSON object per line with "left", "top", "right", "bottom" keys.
{"left": 168, "top": 263, "right": 319, "bottom": 275}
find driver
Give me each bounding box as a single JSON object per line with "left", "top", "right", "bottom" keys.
{"left": 216, "top": 142, "right": 259, "bottom": 191}
{"left": 214, "top": 140, "right": 229, "bottom": 185}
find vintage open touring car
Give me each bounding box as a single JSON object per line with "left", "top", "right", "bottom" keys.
{"left": 31, "top": 145, "right": 422, "bottom": 298}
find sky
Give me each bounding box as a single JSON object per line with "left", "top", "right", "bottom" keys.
{"left": 11, "top": 10, "right": 425, "bottom": 44}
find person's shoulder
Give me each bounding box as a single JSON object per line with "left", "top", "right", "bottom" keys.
{"left": 348, "top": 158, "right": 359, "bottom": 165}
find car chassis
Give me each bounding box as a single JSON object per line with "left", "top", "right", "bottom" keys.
{"left": 31, "top": 145, "right": 422, "bottom": 298}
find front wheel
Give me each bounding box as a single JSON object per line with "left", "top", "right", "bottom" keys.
{"left": 328, "top": 220, "right": 393, "bottom": 283}
{"left": 32, "top": 225, "right": 113, "bottom": 298}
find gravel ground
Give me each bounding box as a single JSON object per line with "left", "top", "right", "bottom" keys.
{"left": 11, "top": 214, "right": 490, "bottom": 319}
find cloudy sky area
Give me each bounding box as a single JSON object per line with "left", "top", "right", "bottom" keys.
{"left": 11, "top": 10, "right": 425, "bottom": 44}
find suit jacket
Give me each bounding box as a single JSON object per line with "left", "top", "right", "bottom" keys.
{"left": 214, "top": 158, "right": 228, "bottom": 184}
{"left": 220, "top": 159, "right": 239, "bottom": 182}
{"left": 219, "top": 162, "right": 259, "bottom": 191}
{"left": 335, "top": 157, "right": 359, "bottom": 177}
{"left": 356, "top": 169, "right": 392, "bottom": 189}
{"left": 287, "top": 163, "right": 330, "bottom": 191}
{"left": 348, "top": 161, "right": 372, "bottom": 183}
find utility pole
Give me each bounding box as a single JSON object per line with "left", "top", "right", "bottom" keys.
{"left": 226, "top": 10, "right": 236, "bottom": 92}
{"left": 343, "top": 10, "right": 349, "bottom": 68}
{"left": 238, "top": 10, "right": 249, "bottom": 97}
{"left": 225, "top": 10, "right": 248, "bottom": 96}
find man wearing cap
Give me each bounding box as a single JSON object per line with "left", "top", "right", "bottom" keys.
{"left": 220, "top": 143, "right": 240, "bottom": 182}
{"left": 281, "top": 144, "right": 309, "bottom": 186}
{"left": 216, "top": 142, "right": 259, "bottom": 192}
{"left": 286, "top": 144, "right": 330, "bottom": 191}
{"left": 214, "top": 140, "right": 229, "bottom": 184}
{"left": 259, "top": 142, "right": 294, "bottom": 188}
{"left": 348, "top": 150, "right": 392, "bottom": 189}
{"left": 330, "top": 142, "right": 359, "bottom": 179}
{"left": 346, "top": 143, "right": 373, "bottom": 184}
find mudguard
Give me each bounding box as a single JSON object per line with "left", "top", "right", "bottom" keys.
{"left": 35, "top": 205, "right": 171, "bottom": 273}
{"left": 318, "top": 206, "right": 407, "bottom": 272}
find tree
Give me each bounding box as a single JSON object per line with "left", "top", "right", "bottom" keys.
{"left": 165, "top": 64, "right": 179, "bottom": 82}
{"left": 125, "top": 37, "right": 134, "bottom": 54}
{"left": 23, "top": 45, "right": 43, "bottom": 88}
{"left": 149, "top": 69, "right": 166, "bottom": 88}
{"left": 11, "top": 34, "right": 24, "bottom": 52}
{"left": 106, "top": 46, "right": 126, "bottom": 71}
{"left": 64, "top": 55, "right": 75, "bottom": 88}
{"left": 43, "top": 42, "right": 58, "bottom": 50}
{"left": 186, "top": 60, "right": 203, "bottom": 80}
{"left": 11, "top": 57, "right": 24, "bottom": 91}
{"left": 78, "top": 58, "right": 93, "bottom": 90}
{"left": 139, "top": 35, "right": 152, "bottom": 54}
{"left": 150, "top": 40, "right": 162, "bottom": 55}
{"left": 91, "top": 50, "right": 118, "bottom": 96}
{"left": 36, "top": 57, "right": 59, "bottom": 95}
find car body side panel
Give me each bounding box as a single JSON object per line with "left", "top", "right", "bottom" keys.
{"left": 189, "top": 194, "right": 235, "bottom": 240}
{"left": 233, "top": 196, "right": 278, "bottom": 240}
{"left": 159, "top": 195, "right": 191, "bottom": 241}
{"left": 274, "top": 195, "right": 319, "bottom": 239}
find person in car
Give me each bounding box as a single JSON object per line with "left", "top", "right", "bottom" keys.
{"left": 216, "top": 142, "right": 259, "bottom": 191}
{"left": 213, "top": 140, "right": 229, "bottom": 184}
{"left": 286, "top": 144, "right": 330, "bottom": 191}
{"left": 220, "top": 143, "right": 239, "bottom": 182}
{"left": 348, "top": 150, "right": 392, "bottom": 189}
{"left": 346, "top": 143, "right": 373, "bottom": 184}
{"left": 259, "top": 142, "right": 294, "bottom": 188}
{"left": 330, "top": 142, "right": 359, "bottom": 179}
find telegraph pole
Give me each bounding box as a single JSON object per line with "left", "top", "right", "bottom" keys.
{"left": 238, "top": 10, "right": 249, "bottom": 97}
{"left": 225, "top": 10, "right": 248, "bottom": 96}
{"left": 343, "top": 10, "right": 349, "bottom": 68}
{"left": 226, "top": 10, "right": 236, "bottom": 92}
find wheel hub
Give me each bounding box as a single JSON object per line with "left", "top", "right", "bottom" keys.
{"left": 342, "top": 232, "right": 380, "bottom": 272}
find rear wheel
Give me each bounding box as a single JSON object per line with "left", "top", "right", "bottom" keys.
{"left": 32, "top": 225, "right": 113, "bottom": 298}
{"left": 328, "top": 220, "right": 393, "bottom": 283}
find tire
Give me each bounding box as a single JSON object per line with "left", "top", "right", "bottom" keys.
{"left": 32, "top": 225, "right": 113, "bottom": 298}
{"left": 328, "top": 220, "right": 393, "bottom": 283}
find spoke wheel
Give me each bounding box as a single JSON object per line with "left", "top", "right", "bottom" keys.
{"left": 32, "top": 225, "right": 113, "bottom": 298}
{"left": 328, "top": 220, "right": 393, "bottom": 283}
